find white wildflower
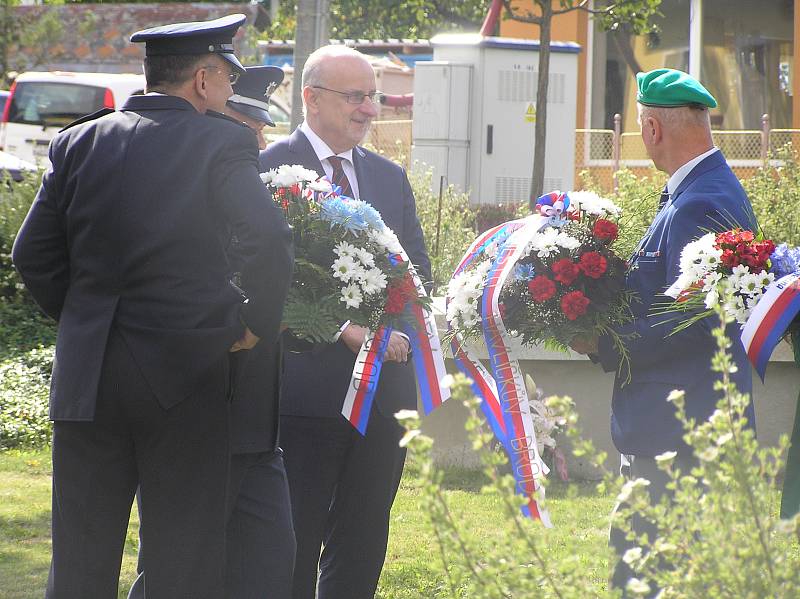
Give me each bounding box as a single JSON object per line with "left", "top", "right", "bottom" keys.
{"left": 622, "top": 547, "right": 643, "bottom": 565}
{"left": 655, "top": 451, "right": 677, "bottom": 465}
{"left": 626, "top": 578, "right": 651, "bottom": 596}
{"left": 333, "top": 241, "right": 358, "bottom": 258}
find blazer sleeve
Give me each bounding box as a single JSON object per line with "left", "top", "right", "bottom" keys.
{"left": 11, "top": 154, "right": 69, "bottom": 321}
{"left": 399, "top": 167, "right": 432, "bottom": 286}
{"left": 212, "top": 127, "right": 294, "bottom": 344}
{"left": 595, "top": 198, "right": 731, "bottom": 373}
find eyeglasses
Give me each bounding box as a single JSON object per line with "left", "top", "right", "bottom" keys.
{"left": 200, "top": 65, "right": 240, "bottom": 85}
{"left": 311, "top": 86, "right": 383, "bottom": 105}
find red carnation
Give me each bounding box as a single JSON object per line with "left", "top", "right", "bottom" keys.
{"left": 561, "top": 290, "right": 590, "bottom": 320}
{"left": 551, "top": 258, "right": 581, "bottom": 286}
{"left": 528, "top": 275, "right": 557, "bottom": 302}
{"left": 739, "top": 230, "right": 755, "bottom": 243}
{"left": 385, "top": 274, "right": 417, "bottom": 314}
{"left": 290, "top": 182, "right": 302, "bottom": 196}
{"left": 593, "top": 218, "right": 619, "bottom": 242}
{"left": 579, "top": 252, "right": 608, "bottom": 279}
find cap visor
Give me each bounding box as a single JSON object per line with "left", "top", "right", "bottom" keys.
{"left": 221, "top": 52, "right": 246, "bottom": 74}
{"left": 227, "top": 102, "right": 274, "bottom": 127}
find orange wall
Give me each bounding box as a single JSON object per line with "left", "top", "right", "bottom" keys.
{"left": 499, "top": 3, "right": 588, "bottom": 128}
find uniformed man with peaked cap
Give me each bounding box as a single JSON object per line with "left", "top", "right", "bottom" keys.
{"left": 12, "top": 14, "right": 293, "bottom": 599}
{"left": 127, "top": 63, "right": 294, "bottom": 599}
{"left": 570, "top": 68, "right": 758, "bottom": 596}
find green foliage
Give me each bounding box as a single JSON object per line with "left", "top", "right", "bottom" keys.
{"left": 263, "top": 0, "right": 490, "bottom": 40}
{"left": 408, "top": 164, "right": 477, "bottom": 295}
{"left": 281, "top": 287, "right": 342, "bottom": 344}
{"left": 0, "top": 171, "right": 41, "bottom": 301}
{"left": 402, "top": 304, "right": 800, "bottom": 597}
{"left": 0, "top": 346, "right": 52, "bottom": 449}
{"left": 743, "top": 144, "right": 800, "bottom": 248}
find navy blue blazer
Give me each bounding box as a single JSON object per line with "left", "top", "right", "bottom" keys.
{"left": 596, "top": 150, "right": 757, "bottom": 456}
{"left": 259, "top": 128, "right": 431, "bottom": 419}
{"left": 12, "top": 95, "right": 294, "bottom": 420}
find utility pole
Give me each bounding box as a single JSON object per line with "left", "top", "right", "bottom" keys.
{"left": 290, "top": 0, "right": 330, "bottom": 130}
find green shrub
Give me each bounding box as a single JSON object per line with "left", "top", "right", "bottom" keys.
{"left": 409, "top": 164, "right": 477, "bottom": 295}
{"left": 0, "top": 170, "right": 41, "bottom": 302}
{"left": 743, "top": 144, "right": 800, "bottom": 246}
{"left": 0, "top": 345, "right": 53, "bottom": 449}
{"left": 401, "top": 306, "right": 800, "bottom": 597}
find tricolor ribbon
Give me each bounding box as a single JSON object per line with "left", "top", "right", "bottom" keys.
{"left": 481, "top": 216, "right": 551, "bottom": 526}
{"left": 342, "top": 247, "right": 450, "bottom": 433}
{"left": 741, "top": 272, "right": 800, "bottom": 380}
{"left": 446, "top": 215, "right": 552, "bottom": 525}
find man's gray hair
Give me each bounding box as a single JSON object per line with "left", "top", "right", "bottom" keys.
{"left": 639, "top": 104, "right": 711, "bottom": 130}
{"left": 302, "top": 44, "right": 370, "bottom": 88}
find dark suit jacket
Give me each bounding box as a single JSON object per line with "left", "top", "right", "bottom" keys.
{"left": 259, "top": 128, "right": 431, "bottom": 419}
{"left": 596, "top": 150, "right": 757, "bottom": 456}
{"left": 12, "top": 94, "right": 294, "bottom": 421}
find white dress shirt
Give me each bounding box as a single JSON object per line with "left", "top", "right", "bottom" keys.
{"left": 299, "top": 121, "right": 360, "bottom": 200}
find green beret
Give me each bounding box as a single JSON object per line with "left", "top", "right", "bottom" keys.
{"left": 636, "top": 68, "right": 717, "bottom": 108}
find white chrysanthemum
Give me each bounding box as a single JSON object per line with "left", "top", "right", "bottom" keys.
{"left": 340, "top": 283, "right": 363, "bottom": 309}
{"left": 354, "top": 247, "right": 375, "bottom": 268}
{"left": 331, "top": 255, "right": 360, "bottom": 282}
{"left": 756, "top": 270, "right": 775, "bottom": 289}
{"left": 726, "top": 264, "right": 750, "bottom": 288}
{"left": 282, "top": 163, "right": 319, "bottom": 182}
{"left": 556, "top": 232, "right": 581, "bottom": 250}
{"left": 738, "top": 273, "right": 764, "bottom": 296}
{"left": 307, "top": 178, "right": 333, "bottom": 193}
{"left": 368, "top": 227, "right": 402, "bottom": 254}
{"left": 704, "top": 287, "right": 720, "bottom": 309}
{"left": 678, "top": 233, "right": 717, "bottom": 282}
{"left": 333, "top": 241, "right": 358, "bottom": 258}
{"left": 361, "top": 268, "right": 388, "bottom": 295}
{"left": 260, "top": 171, "right": 275, "bottom": 184}
{"left": 567, "top": 190, "right": 622, "bottom": 217}
{"left": 701, "top": 271, "right": 723, "bottom": 292}
{"left": 529, "top": 227, "right": 561, "bottom": 258}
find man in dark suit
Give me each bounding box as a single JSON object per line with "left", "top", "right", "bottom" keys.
{"left": 570, "top": 69, "right": 757, "bottom": 596}
{"left": 260, "top": 45, "right": 431, "bottom": 599}
{"left": 127, "top": 65, "right": 296, "bottom": 599}
{"left": 11, "top": 15, "right": 293, "bottom": 599}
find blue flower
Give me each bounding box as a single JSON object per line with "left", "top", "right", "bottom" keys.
{"left": 319, "top": 197, "right": 385, "bottom": 233}
{"left": 513, "top": 263, "right": 536, "bottom": 281}
{"left": 769, "top": 243, "right": 800, "bottom": 278}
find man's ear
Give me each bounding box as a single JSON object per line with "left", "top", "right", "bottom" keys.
{"left": 193, "top": 67, "right": 209, "bottom": 101}
{"left": 302, "top": 86, "right": 317, "bottom": 114}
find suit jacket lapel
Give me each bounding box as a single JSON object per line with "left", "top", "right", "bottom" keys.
{"left": 352, "top": 146, "right": 373, "bottom": 202}
{"left": 288, "top": 129, "right": 326, "bottom": 177}
{"left": 672, "top": 150, "right": 725, "bottom": 202}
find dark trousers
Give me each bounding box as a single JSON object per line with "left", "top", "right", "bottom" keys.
{"left": 610, "top": 453, "right": 695, "bottom": 598}
{"left": 47, "top": 328, "right": 230, "bottom": 599}
{"left": 280, "top": 411, "right": 406, "bottom": 599}
{"left": 128, "top": 450, "right": 296, "bottom": 599}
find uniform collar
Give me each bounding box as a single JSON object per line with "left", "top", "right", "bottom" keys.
{"left": 121, "top": 94, "right": 199, "bottom": 112}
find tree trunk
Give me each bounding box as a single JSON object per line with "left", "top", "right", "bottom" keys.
{"left": 291, "top": 0, "right": 330, "bottom": 131}
{"left": 529, "top": 1, "right": 553, "bottom": 206}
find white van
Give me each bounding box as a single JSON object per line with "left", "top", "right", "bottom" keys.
{"left": 0, "top": 71, "right": 145, "bottom": 166}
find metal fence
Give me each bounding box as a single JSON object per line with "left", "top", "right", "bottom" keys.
{"left": 576, "top": 113, "right": 799, "bottom": 192}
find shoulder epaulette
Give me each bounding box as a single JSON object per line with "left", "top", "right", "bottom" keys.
{"left": 59, "top": 108, "right": 115, "bottom": 133}
{"left": 206, "top": 110, "right": 248, "bottom": 127}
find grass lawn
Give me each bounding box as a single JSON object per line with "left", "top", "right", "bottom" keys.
{"left": 0, "top": 448, "right": 615, "bottom": 598}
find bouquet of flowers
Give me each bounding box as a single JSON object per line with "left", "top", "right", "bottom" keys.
{"left": 663, "top": 228, "right": 776, "bottom": 327}
{"left": 261, "top": 164, "right": 429, "bottom": 344}
{"left": 447, "top": 190, "right": 635, "bottom": 365}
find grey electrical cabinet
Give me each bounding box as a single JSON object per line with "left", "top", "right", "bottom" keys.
{"left": 412, "top": 34, "right": 580, "bottom": 205}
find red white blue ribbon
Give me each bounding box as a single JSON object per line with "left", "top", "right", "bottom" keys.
{"left": 741, "top": 272, "right": 800, "bottom": 380}
{"left": 341, "top": 325, "right": 393, "bottom": 434}
{"left": 342, "top": 247, "right": 450, "bottom": 433}
{"left": 446, "top": 215, "right": 552, "bottom": 525}
{"left": 480, "top": 216, "right": 551, "bottom": 525}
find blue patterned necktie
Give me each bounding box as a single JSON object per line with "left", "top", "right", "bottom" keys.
{"left": 328, "top": 155, "right": 354, "bottom": 198}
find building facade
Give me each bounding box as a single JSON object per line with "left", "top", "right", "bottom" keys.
{"left": 501, "top": 0, "right": 797, "bottom": 133}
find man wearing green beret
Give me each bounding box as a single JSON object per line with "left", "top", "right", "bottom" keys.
{"left": 570, "top": 68, "right": 758, "bottom": 596}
